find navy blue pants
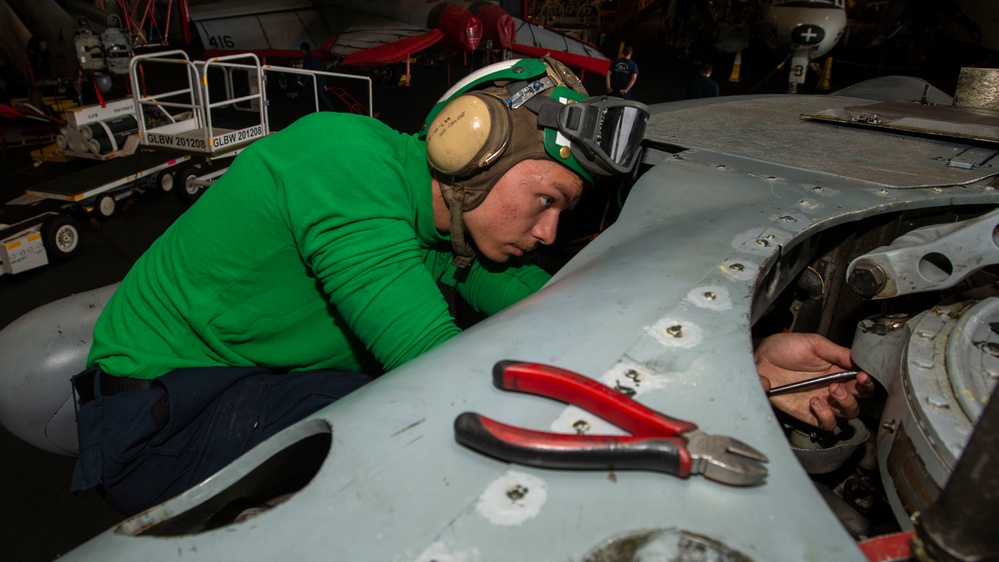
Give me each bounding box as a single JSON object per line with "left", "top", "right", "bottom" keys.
{"left": 71, "top": 366, "right": 371, "bottom": 515}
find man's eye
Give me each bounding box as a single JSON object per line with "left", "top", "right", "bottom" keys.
{"left": 540, "top": 195, "right": 553, "bottom": 208}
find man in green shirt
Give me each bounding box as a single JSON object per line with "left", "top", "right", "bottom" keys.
{"left": 70, "top": 57, "right": 873, "bottom": 516}
{"left": 70, "top": 57, "right": 655, "bottom": 514}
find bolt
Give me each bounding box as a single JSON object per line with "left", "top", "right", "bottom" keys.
{"left": 506, "top": 484, "right": 528, "bottom": 501}
{"left": 871, "top": 313, "right": 908, "bottom": 335}
{"left": 757, "top": 239, "right": 769, "bottom": 247}
{"left": 572, "top": 420, "right": 590, "bottom": 434}
{"left": 667, "top": 324, "right": 683, "bottom": 337}
{"left": 848, "top": 260, "right": 887, "bottom": 298}
{"left": 614, "top": 383, "right": 636, "bottom": 397}
{"left": 729, "top": 263, "right": 744, "bottom": 272}
{"left": 625, "top": 369, "right": 641, "bottom": 383}
{"left": 704, "top": 291, "right": 716, "bottom": 301}
{"left": 882, "top": 420, "right": 896, "bottom": 432}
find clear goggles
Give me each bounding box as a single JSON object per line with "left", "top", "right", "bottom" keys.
{"left": 551, "top": 96, "right": 649, "bottom": 176}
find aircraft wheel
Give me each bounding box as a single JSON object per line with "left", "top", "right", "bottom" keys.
{"left": 96, "top": 194, "right": 116, "bottom": 218}
{"left": 41, "top": 215, "right": 82, "bottom": 261}
{"left": 174, "top": 164, "right": 205, "bottom": 204}
{"left": 157, "top": 167, "right": 175, "bottom": 192}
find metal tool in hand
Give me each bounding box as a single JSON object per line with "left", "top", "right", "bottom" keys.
{"left": 766, "top": 371, "right": 860, "bottom": 397}
{"left": 454, "top": 361, "right": 769, "bottom": 486}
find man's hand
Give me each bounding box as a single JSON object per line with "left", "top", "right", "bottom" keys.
{"left": 755, "top": 333, "right": 876, "bottom": 431}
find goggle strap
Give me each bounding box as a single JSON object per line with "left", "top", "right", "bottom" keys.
{"left": 522, "top": 94, "right": 561, "bottom": 128}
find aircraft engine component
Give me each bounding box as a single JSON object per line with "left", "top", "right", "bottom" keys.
{"left": 852, "top": 298, "right": 999, "bottom": 529}
{"left": 101, "top": 15, "right": 133, "bottom": 75}
{"left": 846, "top": 208, "right": 999, "bottom": 299}
{"left": 0, "top": 284, "right": 119, "bottom": 456}
{"left": 74, "top": 19, "right": 105, "bottom": 71}
{"left": 786, "top": 418, "right": 870, "bottom": 475}
{"left": 913, "top": 377, "right": 999, "bottom": 562}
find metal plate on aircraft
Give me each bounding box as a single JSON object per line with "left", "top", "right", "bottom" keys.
{"left": 646, "top": 96, "right": 999, "bottom": 189}
{"left": 802, "top": 100, "right": 999, "bottom": 145}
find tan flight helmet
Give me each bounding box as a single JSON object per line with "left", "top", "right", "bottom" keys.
{"left": 421, "top": 56, "right": 649, "bottom": 266}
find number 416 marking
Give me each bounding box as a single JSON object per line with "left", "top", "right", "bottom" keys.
{"left": 208, "top": 36, "right": 235, "bottom": 49}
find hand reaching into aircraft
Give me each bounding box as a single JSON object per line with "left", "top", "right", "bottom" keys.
{"left": 755, "top": 333, "right": 876, "bottom": 431}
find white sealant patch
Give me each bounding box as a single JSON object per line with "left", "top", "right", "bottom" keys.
{"left": 647, "top": 317, "right": 704, "bottom": 349}
{"left": 475, "top": 471, "right": 548, "bottom": 526}
{"left": 685, "top": 285, "right": 732, "bottom": 311}
{"left": 549, "top": 361, "right": 670, "bottom": 436}
{"left": 414, "top": 542, "right": 481, "bottom": 562}
{"left": 550, "top": 361, "right": 676, "bottom": 435}
{"left": 796, "top": 198, "right": 823, "bottom": 213}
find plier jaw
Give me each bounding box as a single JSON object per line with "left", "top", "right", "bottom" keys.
{"left": 685, "top": 430, "right": 770, "bottom": 487}
{"left": 454, "top": 361, "right": 768, "bottom": 486}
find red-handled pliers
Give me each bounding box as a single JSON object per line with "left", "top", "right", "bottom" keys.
{"left": 454, "top": 360, "right": 769, "bottom": 486}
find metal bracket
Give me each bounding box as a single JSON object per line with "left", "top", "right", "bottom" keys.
{"left": 846, "top": 208, "right": 999, "bottom": 299}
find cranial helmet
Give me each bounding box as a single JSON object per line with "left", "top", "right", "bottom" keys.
{"left": 421, "top": 56, "right": 650, "bottom": 266}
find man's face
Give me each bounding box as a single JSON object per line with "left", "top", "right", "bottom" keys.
{"left": 463, "top": 159, "right": 584, "bottom": 262}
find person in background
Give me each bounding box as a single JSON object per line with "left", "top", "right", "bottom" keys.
{"left": 301, "top": 42, "right": 335, "bottom": 111}
{"left": 685, "top": 62, "right": 721, "bottom": 99}
{"left": 606, "top": 44, "right": 639, "bottom": 99}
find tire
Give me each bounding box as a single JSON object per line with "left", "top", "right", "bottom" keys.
{"left": 157, "top": 167, "right": 175, "bottom": 192}
{"left": 96, "top": 194, "right": 116, "bottom": 217}
{"left": 41, "top": 215, "right": 82, "bottom": 261}
{"left": 174, "top": 164, "right": 205, "bottom": 204}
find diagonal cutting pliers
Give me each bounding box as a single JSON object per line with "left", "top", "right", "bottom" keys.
{"left": 454, "top": 360, "right": 769, "bottom": 486}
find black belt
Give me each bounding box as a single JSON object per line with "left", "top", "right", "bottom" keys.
{"left": 74, "top": 368, "right": 154, "bottom": 405}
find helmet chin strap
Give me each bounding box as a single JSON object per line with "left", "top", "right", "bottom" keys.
{"left": 439, "top": 181, "right": 476, "bottom": 268}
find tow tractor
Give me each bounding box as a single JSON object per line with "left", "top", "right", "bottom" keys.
{"left": 7, "top": 51, "right": 372, "bottom": 275}
{"left": 0, "top": 195, "right": 82, "bottom": 277}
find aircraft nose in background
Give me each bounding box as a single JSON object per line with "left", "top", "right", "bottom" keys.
{"left": 792, "top": 24, "right": 826, "bottom": 46}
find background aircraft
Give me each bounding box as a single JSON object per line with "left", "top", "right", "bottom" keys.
{"left": 658, "top": 0, "right": 848, "bottom": 92}
{"left": 189, "top": 0, "right": 609, "bottom": 77}
{"left": 1, "top": 0, "right": 609, "bottom": 92}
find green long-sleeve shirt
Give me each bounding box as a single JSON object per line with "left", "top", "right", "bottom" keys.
{"left": 88, "top": 113, "right": 550, "bottom": 379}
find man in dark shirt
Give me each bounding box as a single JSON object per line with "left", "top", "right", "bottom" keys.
{"left": 606, "top": 45, "right": 639, "bottom": 99}
{"left": 301, "top": 42, "right": 336, "bottom": 111}
{"left": 685, "top": 63, "right": 721, "bottom": 99}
